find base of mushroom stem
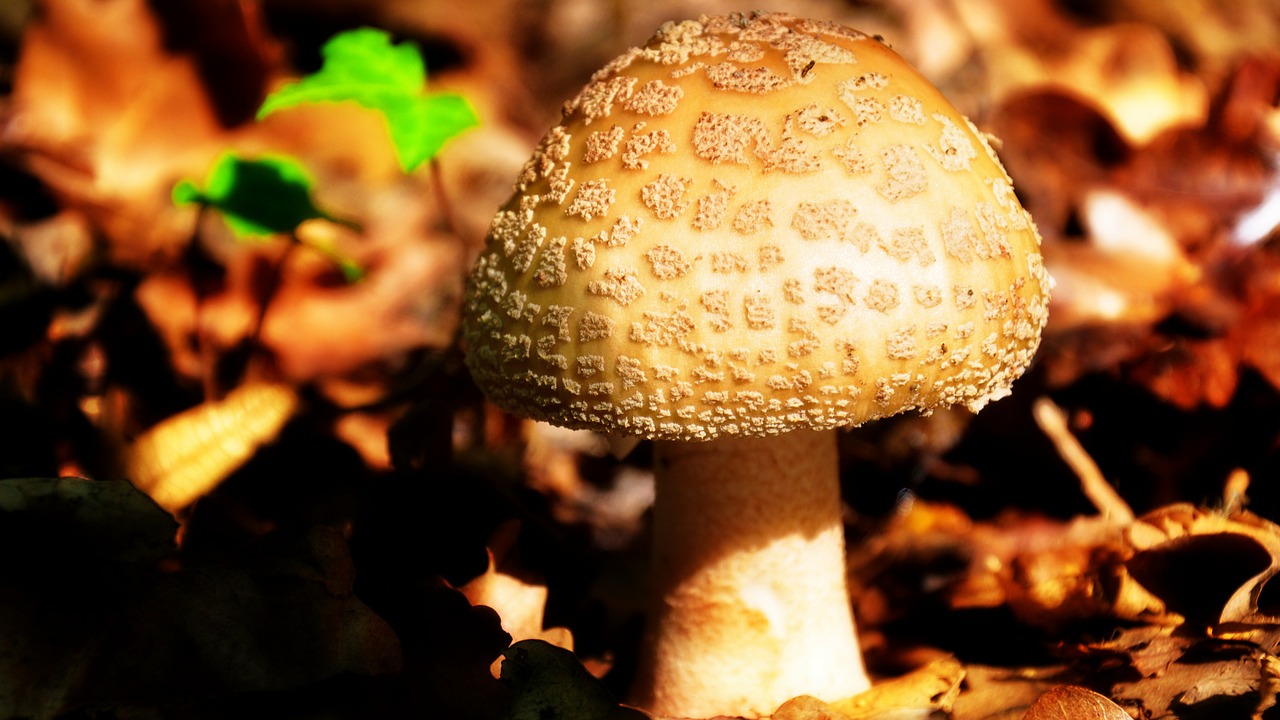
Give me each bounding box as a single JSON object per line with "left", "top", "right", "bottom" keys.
{"left": 633, "top": 429, "right": 870, "bottom": 719}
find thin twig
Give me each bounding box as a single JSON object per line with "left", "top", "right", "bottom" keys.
{"left": 1033, "top": 396, "right": 1135, "bottom": 525}
{"left": 243, "top": 239, "right": 296, "bottom": 373}
{"left": 185, "top": 204, "right": 218, "bottom": 403}
{"left": 430, "top": 158, "right": 464, "bottom": 237}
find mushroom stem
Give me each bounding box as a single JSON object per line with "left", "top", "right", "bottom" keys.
{"left": 637, "top": 429, "right": 869, "bottom": 718}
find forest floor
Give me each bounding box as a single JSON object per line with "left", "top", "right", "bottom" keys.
{"left": 3, "top": 1, "right": 1280, "bottom": 718}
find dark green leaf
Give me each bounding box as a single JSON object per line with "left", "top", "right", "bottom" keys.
{"left": 499, "top": 640, "right": 648, "bottom": 720}
{"left": 0, "top": 477, "right": 177, "bottom": 568}
{"left": 172, "top": 153, "right": 328, "bottom": 239}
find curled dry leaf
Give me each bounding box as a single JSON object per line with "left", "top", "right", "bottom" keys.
{"left": 1125, "top": 502, "right": 1280, "bottom": 627}
{"left": 856, "top": 496, "right": 1144, "bottom": 631}
{"left": 982, "top": 514, "right": 1162, "bottom": 629}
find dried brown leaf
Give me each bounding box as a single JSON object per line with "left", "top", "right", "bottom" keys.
{"left": 1111, "top": 640, "right": 1276, "bottom": 718}
{"left": 831, "top": 656, "right": 965, "bottom": 719}
{"left": 957, "top": 0, "right": 1207, "bottom": 144}
{"left": 988, "top": 91, "right": 1126, "bottom": 240}
{"left": 0, "top": 477, "right": 177, "bottom": 566}
{"left": 975, "top": 515, "right": 1139, "bottom": 627}
{"left": 1077, "top": 624, "right": 1192, "bottom": 678}
{"left": 1022, "top": 685, "right": 1132, "bottom": 720}
{"left": 6, "top": 0, "right": 263, "bottom": 267}
{"left": 1126, "top": 504, "right": 1280, "bottom": 626}
{"left": 952, "top": 665, "right": 1074, "bottom": 720}
{"left": 1125, "top": 337, "right": 1240, "bottom": 410}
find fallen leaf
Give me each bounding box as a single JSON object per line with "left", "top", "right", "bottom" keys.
{"left": 1111, "top": 640, "right": 1277, "bottom": 718}
{"left": 126, "top": 382, "right": 298, "bottom": 513}
{"left": 1126, "top": 504, "right": 1280, "bottom": 626}
{"left": 0, "top": 521, "right": 400, "bottom": 719}
{"left": 951, "top": 665, "right": 1075, "bottom": 720}
{"left": 410, "top": 583, "right": 515, "bottom": 720}
{"left": 832, "top": 656, "right": 965, "bottom": 719}
{"left": 987, "top": 90, "right": 1128, "bottom": 240}
{"left": 499, "top": 640, "right": 646, "bottom": 720}
{"left": 5, "top": 0, "right": 264, "bottom": 267}
{"left": 0, "top": 477, "right": 176, "bottom": 566}
{"left": 1072, "top": 624, "right": 1193, "bottom": 679}
{"left": 461, "top": 521, "right": 574, "bottom": 662}
{"left": 955, "top": 0, "right": 1207, "bottom": 144}
{"left": 1125, "top": 336, "right": 1240, "bottom": 410}
{"left": 1022, "top": 685, "right": 1132, "bottom": 720}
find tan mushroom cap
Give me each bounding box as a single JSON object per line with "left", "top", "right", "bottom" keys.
{"left": 464, "top": 12, "right": 1051, "bottom": 442}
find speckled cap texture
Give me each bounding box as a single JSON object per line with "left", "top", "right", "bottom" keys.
{"left": 463, "top": 12, "right": 1051, "bottom": 441}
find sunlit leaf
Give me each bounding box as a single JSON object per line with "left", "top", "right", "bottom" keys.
{"left": 461, "top": 522, "right": 574, "bottom": 664}
{"left": 257, "top": 27, "right": 478, "bottom": 172}
{"left": 126, "top": 383, "right": 299, "bottom": 514}
{"left": 831, "top": 656, "right": 964, "bottom": 718}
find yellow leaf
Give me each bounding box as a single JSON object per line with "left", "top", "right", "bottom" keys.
{"left": 126, "top": 383, "right": 298, "bottom": 514}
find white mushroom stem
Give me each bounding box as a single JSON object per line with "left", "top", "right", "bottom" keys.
{"left": 636, "top": 429, "right": 870, "bottom": 718}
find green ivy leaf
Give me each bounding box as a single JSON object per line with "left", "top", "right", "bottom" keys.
{"left": 257, "top": 27, "right": 478, "bottom": 172}
{"left": 173, "top": 153, "right": 329, "bottom": 239}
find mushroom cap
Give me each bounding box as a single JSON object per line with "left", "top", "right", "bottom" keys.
{"left": 463, "top": 12, "right": 1051, "bottom": 441}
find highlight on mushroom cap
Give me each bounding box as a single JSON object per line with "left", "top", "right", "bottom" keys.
{"left": 463, "top": 11, "right": 1052, "bottom": 441}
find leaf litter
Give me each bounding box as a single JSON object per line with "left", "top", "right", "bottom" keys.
{"left": 3, "top": 0, "right": 1280, "bottom": 719}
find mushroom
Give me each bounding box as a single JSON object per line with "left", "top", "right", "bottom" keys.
{"left": 462, "top": 12, "right": 1051, "bottom": 719}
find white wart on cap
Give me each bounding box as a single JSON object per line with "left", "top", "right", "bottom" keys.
{"left": 463, "top": 12, "right": 1051, "bottom": 441}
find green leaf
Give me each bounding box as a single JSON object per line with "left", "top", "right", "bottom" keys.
{"left": 256, "top": 27, "right": 478, "bottom": 172}
{"left": 172, "top": 153, "right": 329, "bottom": 239}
